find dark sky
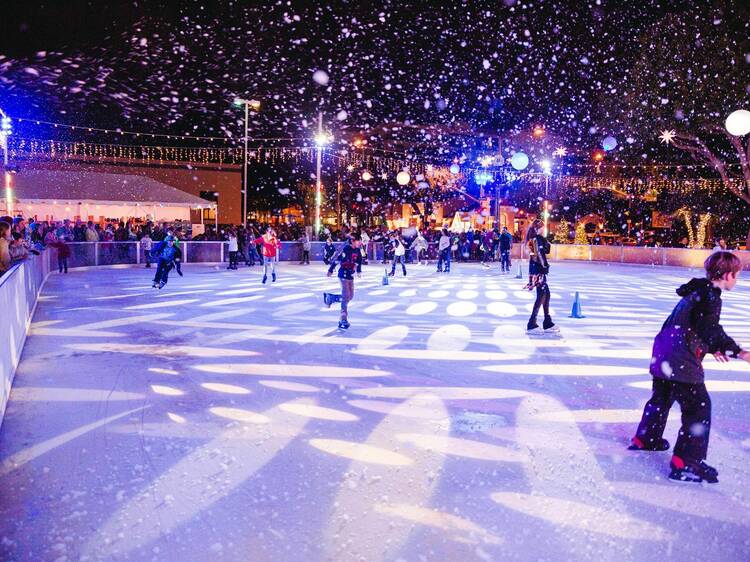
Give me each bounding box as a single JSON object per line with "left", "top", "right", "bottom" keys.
{"left": 0, "top": 0, "right": 747, "bottom": 160}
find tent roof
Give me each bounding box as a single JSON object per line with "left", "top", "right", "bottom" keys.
{"left": 12, "top": 169, "right": 208, "bottom": 207}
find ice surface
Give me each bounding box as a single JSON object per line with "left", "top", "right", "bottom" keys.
{"left": 1, "top": 261, "right": 749, "bottom": 561}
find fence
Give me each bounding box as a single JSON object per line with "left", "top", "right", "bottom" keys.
{"left": 0, "top": 250, "right": 52, "bottom": 428}
{"left": 47, "top": 241, "right": 750, "bottom": 270}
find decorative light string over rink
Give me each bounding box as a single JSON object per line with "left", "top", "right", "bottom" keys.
{"left": 7, "top": 136, "right": 439, "bottom": 173}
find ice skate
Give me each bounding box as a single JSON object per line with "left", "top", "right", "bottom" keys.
{"left": 628, "top": 436, "right": 670, "bottom": 451}
{"left": 262, "top": 275, "right": 267, "bottom": 284}
{"left": 338, "top": 319, "right": 350, "bottom": 330}
{"left": 272, "top": 272, "right": 276, "bottom": 282}
{"left": 543, "top": 323, "right": 560, "bottom": 334}
{"left": 526, "top": 324, "right": 543, "bottom": 334}
{"left": 668, "top": 456, "right": 718, "bottom": 484}
{"left": 323, "top": 292, "right": 336, "bottom": 308}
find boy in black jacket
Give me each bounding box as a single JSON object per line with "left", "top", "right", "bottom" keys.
{"left": 629, "top": 251, "right": 750, "bottom": 483}
{"left": 323, "top": 235, "right": 362, "bottom": 330}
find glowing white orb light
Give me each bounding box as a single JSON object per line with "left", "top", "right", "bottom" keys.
{"left": 510, "top": 152, "right": 529, "bottom": 171}
{"left": 725, "top": 109, "right": 750, "bottom": 136}
{"left": 449, "top": 164, "right": 460, "bottom": 174}
{"left": 602, "top": 135, "right": 618, "bottom": 151}
{"left": 396, "top": 171, "right": 411, "bottom": 185}
{"left": 362, "top": 170, "right": 373, "bottom": 181}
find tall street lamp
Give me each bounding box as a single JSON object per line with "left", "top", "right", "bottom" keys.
{"left": 0, "top": 109, "right": 12, "bottom": 217}
{"left": 313, "top": 112, "right": 332, "bottom": 236}
{"left": 540, "top": 159, "right": 552, "bottom": 235}
{"left": 233, "top": 98, "right": 261, "bottom": 225}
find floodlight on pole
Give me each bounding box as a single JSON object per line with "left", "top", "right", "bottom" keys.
{"left": 314, "top": 112, "right": 332, "bottom": 236}
{"left": 232, "top": 97, "right": 261, "bottom": 225}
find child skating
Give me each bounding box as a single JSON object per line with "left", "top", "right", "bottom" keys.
{"left": 525, "top": 219, "right": 558, "bottom": 334}
{"left": 629, "top": 251, "right": 750, "bottom": 483}
{"left": 323, "top": 235, "right": 362, "bottom": 330}
{"left": 254, "top": 227, "right": 281, "bottom": 284}
{"left": 388, "top": 232, "right": 407, "bottom": 277}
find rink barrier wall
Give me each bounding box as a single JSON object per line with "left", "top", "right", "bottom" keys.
{"left": 2, "top": 242, "right": 748, "bottom": 427}
{"left": 47, "top": 242, "right": 750, "bottom": 270}
{"left": 0, "top": 250, "right": 52, "bottom": 429}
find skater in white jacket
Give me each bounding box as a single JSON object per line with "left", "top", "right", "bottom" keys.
{"left": 410, "top": 231, "right": 428, "bottom": 265}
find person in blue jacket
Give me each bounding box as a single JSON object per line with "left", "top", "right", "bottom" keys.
{"left": 151, "top": 235, "right": 177, "bottom": 289}
{"left": 323, "top": 235, "right": 362, "bottom": 329}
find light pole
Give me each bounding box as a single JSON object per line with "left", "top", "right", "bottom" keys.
{"left": 540, "top": 159, "right": 552, "bottom": 236}
{"left": 313, "top": 112, "right": 332, "bottom": 237}
{"left": 0, "top": 109, "right": 12, "bottom": 217}
{"left": 233, "top": 98, "right": 260, "bottom": 225}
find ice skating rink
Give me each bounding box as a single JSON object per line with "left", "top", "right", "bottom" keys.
{"left": 2, "top": 261, "right": 750, "bottom": 561}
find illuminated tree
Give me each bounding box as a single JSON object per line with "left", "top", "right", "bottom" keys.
{"left": 574, "top": 222, "right": 588, "bottom": 245}
{"left": 553, "top": 218, "right": 571, "bottom": 244}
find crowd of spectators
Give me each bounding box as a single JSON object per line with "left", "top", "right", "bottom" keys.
{"left": 2, "top": 213, "right": 745, "bottom": 277}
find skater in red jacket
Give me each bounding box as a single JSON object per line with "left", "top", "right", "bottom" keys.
{"left": 629, "top": 251, "right": 750, "bottom": 483}
{"left": 254, "top": 227, "right": 281, "bottom": 284}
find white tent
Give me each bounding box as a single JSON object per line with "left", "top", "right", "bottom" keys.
{"left": 9, "top": 168, "right": 211, "bottom": 222}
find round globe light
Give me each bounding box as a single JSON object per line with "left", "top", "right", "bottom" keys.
{"left": 396, "top": 171, "right": 411, "bottom": 185}
{"left": 725, "top": 109, "right": 750, "bottom": 136}
{"left": 602, "top": 135, "right": 618, "bottom": 151}
{"left": 362, "top": 171, "right": 373, "bottom": 181}
{"left": 449, "top": 164, "right": 460, "bottom": 175}
{"left": 510, "top": 152, "right": 529, "bottom": 171}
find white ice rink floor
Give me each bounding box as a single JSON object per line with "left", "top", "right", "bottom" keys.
{"left": 1, "top": 260, "right": 750, "bottom": 561}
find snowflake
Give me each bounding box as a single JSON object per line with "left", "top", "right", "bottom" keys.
{"left": 658, "top": 129, "right": 676, "bottom": 144}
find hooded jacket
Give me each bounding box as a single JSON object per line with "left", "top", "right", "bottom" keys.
{"left": 650, "top": 278, "right": 742, "bottom": 384}
{"left": 527, "top": 234, "right": 550, "bottom": 275}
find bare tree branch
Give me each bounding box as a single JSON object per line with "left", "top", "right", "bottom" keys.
{"left": 671, "top": 130, "right": 750, "bottom": 206}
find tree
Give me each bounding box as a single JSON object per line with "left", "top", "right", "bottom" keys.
{"left": 609, "top": 3, "right": 750, "bottom": 240}
{"left": 574, "top": 222, "right": 588, "bottom": 245}
{"left": 553, "top": 218, "right": 571, "bottom": 244}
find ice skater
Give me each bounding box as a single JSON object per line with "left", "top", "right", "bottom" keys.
{"left": 254, "top": 227, "right": 281, "bottom": 284}
{"left": 165, "top": 228, "right": 184, "bottom": 277}
{"left": 525, "top": 219, "right": 557, "bottom": 333}
{"left": 227, "top": 228, "right": 239, "bottom": 269}
{"left": 140, "top": 232, "right": 153, "bottom": 268}
{"left": 436, "top": 228, "right": 451, "bottom": 273}
{"left": 410, "top": 230, "right": 428, "bottom": 265}
{"left": 480, "top": 229, "right": 493, "bottom": 268}
{"left": 298, "top": 233, "right": 311, "bottom": 264}
{"left": 50, "top": 236, "right": 70, "bottom": 273}
{"left": 323, "top": 235, "right": 362, "bottom": 330}
{"left": 388, "top": 232, "right": 407, "bottom": 277}
{"left": 499, "top": 226, "right": 512, "bottom": 273}
{"left": 151, "top": 235, "right": 177, "bottom": 289}
{"left": 360, "top": 229, "right": 370, "bottom": 265}
{"left": 323, "top": 237, "right": 336, "bottom": 265}
{"left": 628, "top": 251, "right": 750, "bottom": 483}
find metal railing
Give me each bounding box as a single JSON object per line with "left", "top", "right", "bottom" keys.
{"left": 33, "top": 241, "right": 750, "bottom": 270}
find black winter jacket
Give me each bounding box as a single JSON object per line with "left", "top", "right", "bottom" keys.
{"left": 499, "top": 232, "right": 513, "bottom": 251}
{"left": 527, "top": 235, "right": 550, "bottom": 275}
{"left": 650, "top": 278, "right": 742, "bottom": 384}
